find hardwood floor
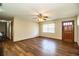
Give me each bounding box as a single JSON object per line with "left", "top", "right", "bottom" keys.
{"left": 1, "top": 37, "right": 79, "bottom": 56}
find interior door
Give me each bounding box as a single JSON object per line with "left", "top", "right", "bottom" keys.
{"left": 62, "top": 21, "right": 74, "bottom": 43}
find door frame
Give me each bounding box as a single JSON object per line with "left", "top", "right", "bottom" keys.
{"left": 11, "top": 18, "right": 14, "bottom": 41}
{"left": 62, "top": 20, "right": 74, "bottom": 43}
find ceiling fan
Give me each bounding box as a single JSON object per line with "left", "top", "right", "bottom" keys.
{"left": 33, "top": 13, "right": 48, "bottom": 22}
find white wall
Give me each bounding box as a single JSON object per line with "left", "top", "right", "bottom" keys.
{"left": 13, "top": 17, "right": 39, "bottom": 41}
{"left": 13, "top": 16, "right": 78, "bottom": 42}
{"left": 77, "top": 15, "right": 79, "bottom": 45}
{"left": 39, "top": 20, "right": 62, "bottom": 40}
{"left": 39, "top": 16, "right": 77, "bottom": 42}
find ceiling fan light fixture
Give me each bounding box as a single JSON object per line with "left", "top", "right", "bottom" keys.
{"left": 33, "top": 13, "right": 48, "bottom": 22}
{"left": 37, "top": 18, "right": 45, "bottom": 22}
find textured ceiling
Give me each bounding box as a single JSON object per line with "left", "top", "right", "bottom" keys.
{"left": 0, "top": 3, "right": 79, "bottom": 21}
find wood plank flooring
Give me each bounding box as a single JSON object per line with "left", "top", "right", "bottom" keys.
{"left": 1, "top": 37, "right": 79, "bottom": 56}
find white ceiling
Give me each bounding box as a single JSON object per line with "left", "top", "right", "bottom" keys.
{"left": 0, "top": 3, "right": 79, "bottom": 21}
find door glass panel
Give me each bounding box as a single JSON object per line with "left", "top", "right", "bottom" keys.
{"left": 63, "top": 22, "right": 72, "bottom": 26}
{"left": 66, "top": 23, "right": 67, "bottom": 26}
{"left": 69, "top": 22, "right": 72, "bottom": 25}
{"left": 63, "top": 23, "right": 65, "bottom": 26}
{"left": 67, "top": 22, "right": 70, "bottom": 25}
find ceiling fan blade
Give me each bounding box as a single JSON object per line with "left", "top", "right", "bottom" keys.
{"left": 32, "top": 18, "right": 37, "bottom": 19}
{"left": 37, "top": 13, "right": 42, "bottom": 18}
{"left": 43, "top": 19, "right": 47, "bottom": 20}
{"left": 44, "top": 16, "right": 48, "bottom": 18}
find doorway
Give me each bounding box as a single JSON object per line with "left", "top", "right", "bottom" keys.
{"left": 62, "top": 21, "right": 74, "bottom": 43}
{"left": 0, "top": 20, "right": 13, "bottom": 42}
{"left": 0, "top": 22, "right": 7, "bottom": 41}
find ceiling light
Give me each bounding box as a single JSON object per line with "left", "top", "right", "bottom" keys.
{"left": 38, "top": 18, "right": 45, "bottom": 22}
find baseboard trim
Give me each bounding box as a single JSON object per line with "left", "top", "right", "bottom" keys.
{"left": 14, "top": 36, "right": 79, "bottom": 48}
{"left": 14, "top": 36, "right": 61, "bottom": 43}
{"left": 14, "top": 36, "right": 39, "bottom": 43}
{"left": 39, "top": 36, "right": 61, "bottom": 40}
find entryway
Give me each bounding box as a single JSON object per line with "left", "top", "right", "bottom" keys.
{"left": 62, "top": 21, "right": 74, "bottom": 43}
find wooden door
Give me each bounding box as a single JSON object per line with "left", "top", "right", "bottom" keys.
{"left": 62, "top": 21, "right": 74, "bottom": 43}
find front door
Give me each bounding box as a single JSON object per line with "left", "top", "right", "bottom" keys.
{"left": 62, "top": 21, "right": 74, "bottom": 43}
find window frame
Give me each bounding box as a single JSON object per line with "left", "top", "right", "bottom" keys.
{"left": 42, "top": 23, "right": 55, "bottom": 33}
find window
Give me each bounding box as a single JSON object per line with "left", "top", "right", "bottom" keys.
{"left": 43, "top": 23, "right": 55, "bottom": 33}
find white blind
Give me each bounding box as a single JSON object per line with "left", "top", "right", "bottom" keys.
{"left": 43, "top": 23, "right": 55, "bottom": 33}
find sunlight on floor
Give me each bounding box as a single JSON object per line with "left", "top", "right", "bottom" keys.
{"left": 42, "top": 40, "right": 56, "bottom": 55}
